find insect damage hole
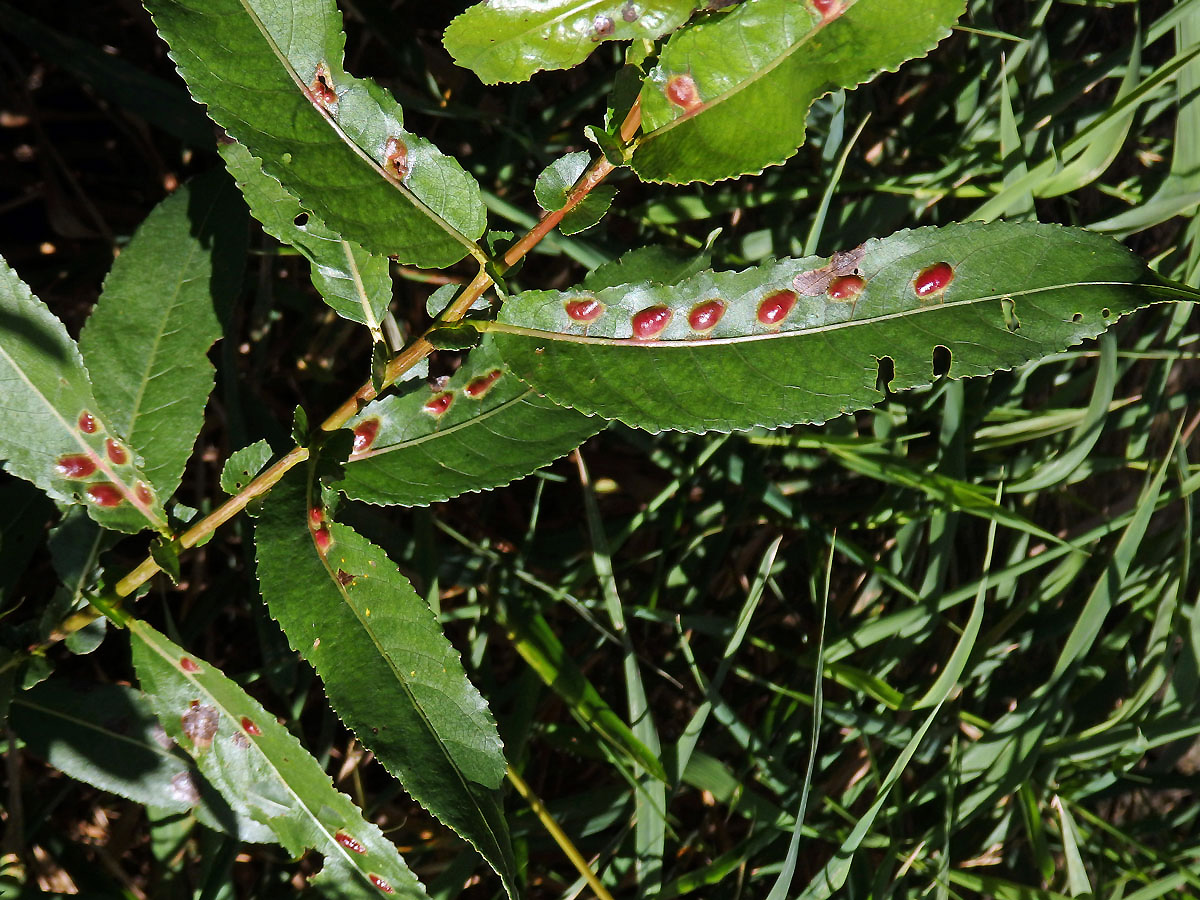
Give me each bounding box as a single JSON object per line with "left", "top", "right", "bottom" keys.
{"left": 932, "top": 345, "right": 952, "bottom": 378}
{"left": 1000, "top": 296, "right": 1020, "bottom": 333}
{"left": 875, "top": 355, "right": 895, "bottom": 393}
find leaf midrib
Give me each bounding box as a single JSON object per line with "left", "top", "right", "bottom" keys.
{"left": 234, "top": 0, "right": 481, "bottom": 258}
{"left": 490, "top": 281, "right": 1139, "bottom": 348}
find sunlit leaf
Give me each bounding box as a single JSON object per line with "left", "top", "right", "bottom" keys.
{"left": 144, "top": 0, "right": 486, "bottom": 267}
{"left": 633, "top": 0, "right": 964, "bottom": 183}
{"left": 80, "top": 171, "right": 246, "bottom": 503}
{"left": 339, "top": 337, "right": 601, "bottom": 507}
{"left": 444, "top": 0, "right": 702, "bottom": 84}
{"left": 131, "top": 620, "right": 429, "bottom": 899}
{"left": 486, "top": 223, "right": 1178, "bottom": 433}
{"left": 0, "top": 256, "right": 167, "bottom": 533}
{"left": 255, "top": 473, "right": 518, "bottom": 896}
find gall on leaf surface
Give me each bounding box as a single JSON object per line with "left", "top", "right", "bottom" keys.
{"left": 340, "top": 337, "right": 602, "bottom": 507}
{"left": 79, "top": 171, "right": 247, "bottom": 504}
{"left": 143, "top": 0, "right": 486, "bottom": 267}
{"left": 486, "top": 223, "right": 1175, "bottom": 433}
{"left": 444, "top": 0, "right": 703, "bottom": 84}
{"left": 130, "top": 620, "right": 429, "bottom": 898}
{"left": 255, "top": 474, "right": 518, "bottom": 897}
{"left": 633, "top": 0, "right": 965, "bottom": 183}
{"left": 0, "top": 256, "right": 167, "bottom": 533}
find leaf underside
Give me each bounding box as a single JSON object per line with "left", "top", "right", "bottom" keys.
{"left": 131, "top": 621, "right": 429, "bottom": 899}
{"left": 488, "top": 223, "right": 1162, "bottom": 433}
{"left": 633, "top": 0, "right": 965, "bottom": 183}
{"left": 144, "top": 0, "right": 486, "bottom": 267}
{"left": 339, "top": 337, "right": 602, "bottom": 507}
{"left": 0, "top": 256, "right": 167, "bottom": 533}
{"left": 255, "top": 474, "right": 518, "bottom": 896}
{"left": 444, "top": 0, "right": 702, "bottom": 84}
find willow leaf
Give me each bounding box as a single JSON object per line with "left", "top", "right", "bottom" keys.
{"left": 0, "top": 256, "right": 167, "bottom": 533}
{"left": 80, "top": 172, "right": 246, "bottom": 503}
{"left": 486, "top": 223, "right": 1176, "bottom": 433}
{"left": 255, "top": 474, "right": 517, "bottom": 896}
{"left": 633, "top": 0, "right": 964, "bottom": 183}
{"left": 130, "top": 620, "right": 428, "bottom": 899}
{"left": 220, "top": 140, "right": 391, "bottom": 332}
{"left": 10, "top": 679, "right": 273, "bottom": 843}
{"left": 444, "top": 0, "right": 702, "bottom": 84}
{"left": 144, "top": 0, "right": 485, "bottom": 267}
{"left": 340, "top": 337, "right": 601, "bottom": 507}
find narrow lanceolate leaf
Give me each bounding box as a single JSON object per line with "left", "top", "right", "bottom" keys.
{"left": 130, "top": 620, "right": 429, "bottom": 899}
{"left": 80, "top": 172, "right": 246, "bottom": 503}
{"left": 0, "top": 256, "right": 167, "bottom": 533}
{"left": 255, "top": 474, "right": 518, "bottom": 896}
{"left": 339, "top": 338, "right": 601, "bottom": 507}
{"left": 10, "top": 679, "right": 272, "bottom": 843}
{"left": 144, "top": 0, "right": 486, "bottom": 267}
{"left": 444, "top": 0, "right": 702, "bottom": 84}
{"left": 487, "top": 223, "right": 1174, "bottom": 433}
{"left": 220, "top": 141, "right": 391, "bottom": 333}
{"left": 632, "top": 0, "right": 964, "bottom": 183}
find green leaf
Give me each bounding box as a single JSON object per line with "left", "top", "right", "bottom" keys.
{"left": 220, "top": 140, "right": 392, "bottom": 334}
{"left": 220, "top": 439, "right": 275, "bottom": 495}
{"left": 560, "top": 186, "right": 617, "bottom": 235}
{"left": 79, "top": 172, "right": 246, "bottom": 504}
{"left": 339, "top": 337, "right": 602, "bottom": 507}
{"left": 632, "top": 0, "right": 964, "bottom": 183}
{"left": 486, "top": 223, "right": 1175, "bottom": 433}
{"left": 0, "top": 255, "right": 167, "bottom": 533}
{"left": 10, "top": 679, "right": 273, "bottom": 842}
{"left": 443, "top": 0, "right": 702, "bottom": 84}
{"left": 582, "top": 243, "right": 711, "bottom": 291}
{"left": 255, "top": 473, "right": 518, "bottom": 896}
{"left": 130, "top": 620, "right": 429, "bottom": 899}
{"left": 144, "top": 0, "right": 486, "bottom": 267}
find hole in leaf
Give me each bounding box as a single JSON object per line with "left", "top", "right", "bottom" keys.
{"left": 308, "top": 62, "right": 338, "bottom": 108}
{"left": 1071, "top": 312, "right": 1083, "bottom": 323}
{"left": 913, "top": 262, "right": 954, "bottom": 298}
{"left": 875, "top": 356, "right": 895, "bottom": 393}
{"left": 632, "top": 306, "right": 672, "bottom": 340}
{"left": 1001, "top": 296, "right": 1020, "bottom": 332}
{"left": 293, "top": 213, "right": 309, "bottom": 227}
{"left": 932, "top": 344, "right": 952, "bottom": 378}
{"left": 1102, "top": 308, "right": 1111, "bottom": 318}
